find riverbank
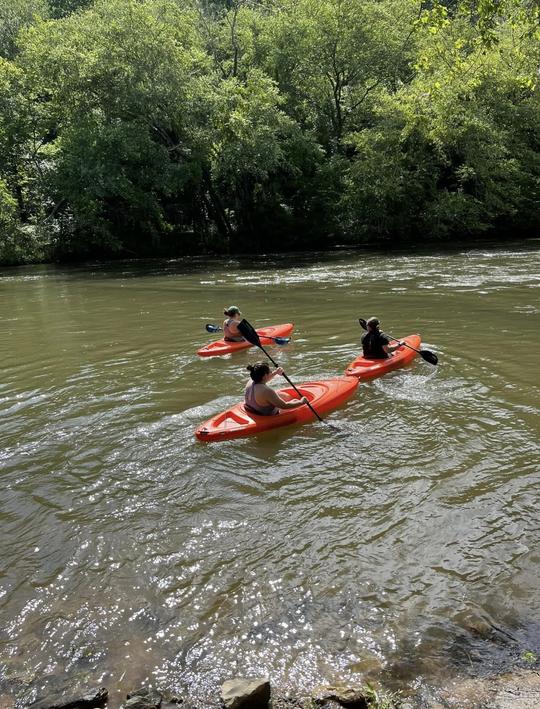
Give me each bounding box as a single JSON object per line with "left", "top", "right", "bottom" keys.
{"left": 432, "top": 667, "right": 540, "bottom": 708}
{"left": 3, "top": 665, "right": 540, "bottom": 709}
{"left": 2, "top": 233, "right": 539, "bottom": 270}
{"left": 2, "top": 1, "right": 539, "bottom": 272}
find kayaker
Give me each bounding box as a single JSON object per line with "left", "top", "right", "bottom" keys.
{"left": 223, "top": 305, "right": 244, "bottom": 342}
{"left": 245, "top": 362, "right": 308, "bottom": 415}
{"left": 362, "top": 317, "right": 404, "bottom": 359}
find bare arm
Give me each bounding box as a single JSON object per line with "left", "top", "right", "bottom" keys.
{"left": 383, "top": 342, "right": 405, "bottom": 354}
{"left": 262, "top": 386, "right": 308, "bottom": 410}
{"left": 382, "top": 333, "right": 405, "bottom": 355}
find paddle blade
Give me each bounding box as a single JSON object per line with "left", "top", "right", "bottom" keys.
{"left": 358, "top": 318, "right": 367, "bottom": 330}
{"left": 205, "top": 323, "right": 220, "bottom": 333}
{"left": 274, "top": 337, "right": 290, "bottom": 346}
{"left": 237, "top": 319, "right": 261, "bottom": 347}
{"left": 420, "top": 349, "right": 438, "bottom": 366}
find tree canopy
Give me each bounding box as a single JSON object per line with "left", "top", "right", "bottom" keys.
{"left": 0, "top": 0, "right": 538, "bottom": 264}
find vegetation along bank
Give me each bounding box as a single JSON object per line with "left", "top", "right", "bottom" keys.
{"left": 0, "top": 0, "right": 539, "bottom": 265}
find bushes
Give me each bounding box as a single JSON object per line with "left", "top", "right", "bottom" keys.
{"left": 0, "top": 0, "right": 538, "bottom": 264}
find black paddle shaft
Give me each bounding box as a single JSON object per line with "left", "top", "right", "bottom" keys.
{"left": 358, "top": 318, "right": 438, "bottom": 365}
{"left": 238, "top": 319, "right": 327, "bottom": 424}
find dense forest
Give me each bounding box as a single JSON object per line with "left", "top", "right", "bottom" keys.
{"left": 0, "top": 0, "right": 539, "bottom": 264}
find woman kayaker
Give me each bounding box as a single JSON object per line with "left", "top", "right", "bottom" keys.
{"left": 223, "top": 305, "right": 244, "bottom": 342}
{"left": 245, "top": 362, "right": 308, "bottom": 415}
{"left": 362, "top": 317, "right": 404, "bottom": 359}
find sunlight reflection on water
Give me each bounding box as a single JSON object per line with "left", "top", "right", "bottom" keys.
{"left": 1, "top": 246, "right": 539, "bottom": 706}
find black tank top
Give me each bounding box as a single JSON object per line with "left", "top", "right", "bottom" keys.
{"left": 362, "top": 330, "right": 390, "bottom": 359}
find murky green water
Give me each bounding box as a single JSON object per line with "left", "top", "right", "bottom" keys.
{"left": 1, "top": 245, "right": 539, "bottom": 707}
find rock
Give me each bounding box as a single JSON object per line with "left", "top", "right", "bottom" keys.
{"left": 29, "top": 687, "right": 108, "bottom": 709}
{"left": 122, "top": 687, "right": 162, "bottom": 709}
{"left": 435, "top": 668, "right": 540, "bottom": 708}
{"left": 312, "top": 684, "right": 368, "bottom": 708}
{"left": 269, "top": 696, "right": 306, "bottom": 709}
{"left": 159, "top": 691, "right": 183, "bottom": 704}
{"left": 220, "top": 677, "right": 271, "bottom": 709}
{"left": 159, "top": 691, "right": 184, "bottom": 706}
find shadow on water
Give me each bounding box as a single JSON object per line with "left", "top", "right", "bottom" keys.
{"left": 1, "top": 237, "right": 539, "bottom": 281}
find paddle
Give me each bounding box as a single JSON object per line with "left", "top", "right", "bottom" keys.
{"left": 205, "top": 323, "right": 290, "bottom": 346}
{"left": 358, "top": 318, "right": 438, "bottom": 365}
{"left": 237, "top": 318, "right": 335, "bottom": 428}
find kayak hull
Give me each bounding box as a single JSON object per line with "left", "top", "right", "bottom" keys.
{"left": 195, "top": 376, "right": 358, "bottom": 441}
{"left": 345, "top": 334, "right": 422, "bottom": 379}
{"left": 197, "top": 323, "right": 295, "bottom": 357}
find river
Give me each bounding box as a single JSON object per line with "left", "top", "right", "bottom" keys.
{"left": 1, "top": 244, "right": 539, "bottom": 707}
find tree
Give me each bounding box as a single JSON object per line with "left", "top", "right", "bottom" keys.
{"left": 0, "top": 0, "right": 48, "bottom": 59}
{"left": 16, "top": 0, "right": 210, "bottom": 256}
{"left": 0, "top": 0, "right": 538, "bottom": 264}
{"left": 48, "top": 1, "right": 93, "bottom": 19}
{"left": 342, "top": 2, "right": 540, "bottom": 240}
{"left": 260, "top": 0, "right": 421, "bottom": 151}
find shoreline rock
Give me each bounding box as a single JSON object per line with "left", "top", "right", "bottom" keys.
{"left": 28, "top": 687, "right": 108, "bottom": 709}
{"left": 311, "top": 684, "right": 369, "bottom": 707}
{"left": 122, "top": 687, "right": 162, "bottom": 709}
{"left": 435, "top": 667, "right": 540, "bottom": 708}
{"left": 7, "top": 666, "right": 540, "bottom": 709}
{"left": 220, "top": 678, "right": 271, "bottom": 709}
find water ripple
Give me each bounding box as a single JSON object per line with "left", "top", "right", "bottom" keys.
{"left": 1, "top": 247, "right": 539, "bottom": 707}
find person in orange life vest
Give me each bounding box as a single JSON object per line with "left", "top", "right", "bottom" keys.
{"left": 361, "top": 317, "right": 405, "bottom": 359}
{"left": 244, "top": 362, "right": 308, "bottom": 416}
{"left": 223, "top": 305, "right": 244, "bottom": 342}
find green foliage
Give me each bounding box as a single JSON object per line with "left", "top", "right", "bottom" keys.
{"left": 521, "top": 650, "right": 538, "bottom": 664}
{"left": 0, "top": 0, "right": 48, "bottom": 58}
{"left": 15, "top": 0, "right": 209, "bottom": 255}
{"left": 260, "top": 0, "right": 420, "bottom": 150}
{"left": 0, "top": 177, "right": 50, "bottom": 264}
{"left": 456, "top": 0, "right": 540, "bottom": 46}
{"left": 362, "top": 682, "right": 401, "bottom": 708}
{"left": 0, "top": 177, "right": 19, "bottom": 249}
{"left": 47, "top": 1, "right": 93, "bottom": 19}
{"left": 0, "top": 0, "right": 538, "bottom": 264}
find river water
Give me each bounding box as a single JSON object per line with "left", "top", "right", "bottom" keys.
{"left": 1, "top": 245, "right": 539, "bottom": 707}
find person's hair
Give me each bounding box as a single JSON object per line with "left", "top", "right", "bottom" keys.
{"left": 247, "top": 362, "right": 270, "bottom": 383}
{"left": 367, "top": 316, "right": 380, "bottom": 331}
{"left": 224, "top": 306, "right": 240, "bottom": 316}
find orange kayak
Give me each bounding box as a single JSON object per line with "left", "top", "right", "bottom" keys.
{"left": 345, "top": 334, "right": 421, "bottom": 379}
{"left": 197, "top": 323, "right": 295, "bottom": 357}
{"left": 195, "top": 376, "right": 358, "bottom": 441}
